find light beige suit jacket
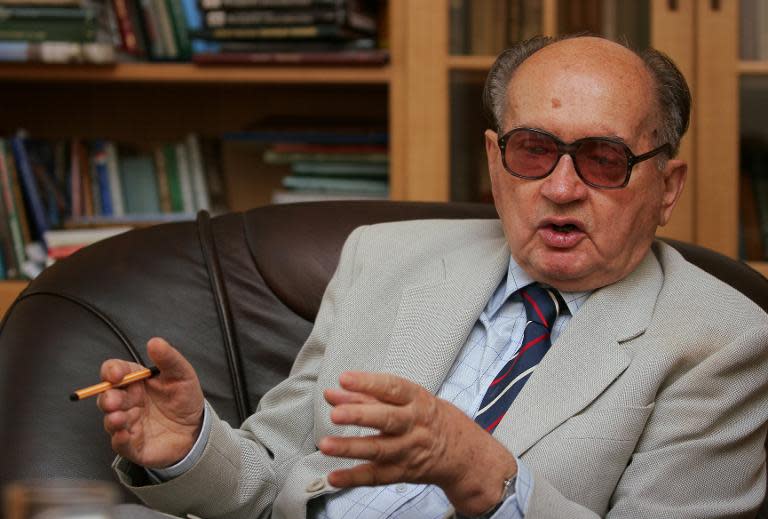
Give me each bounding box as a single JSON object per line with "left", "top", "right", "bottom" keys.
{"left": 116, "top": 219, "right": 768, "bottom": 518}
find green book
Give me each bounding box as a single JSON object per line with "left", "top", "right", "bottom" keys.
{"left": 0, "top": 139, "right": 26, "bottom": 272}
{"left": 119, "top": 153, "right": 160, "bottom": 215}
{"left": 0, "top": 18, "right": 95, "bottom": 42}
{"left": 291, "top": 161, "right": 388, "bottom": 178}
{"left": 282, "top": 175, "right": 388, "bottom": 194}
{"left": 165, "top": 0, "right": 191, "bottom": 60}
{"left": 163, "top": 144, "right": 183, "bottom": 212}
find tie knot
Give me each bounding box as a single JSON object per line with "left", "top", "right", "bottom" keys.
{"left": 520, "top": 284, "right": 560, "bottom": 330}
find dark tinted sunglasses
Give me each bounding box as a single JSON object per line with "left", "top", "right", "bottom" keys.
{"left": 497, "top": 127, "right": 671, "bottom": 189}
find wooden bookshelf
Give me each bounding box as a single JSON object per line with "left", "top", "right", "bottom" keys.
{"left": 0, "top": 281, "right": 26, "bottom": 319}
{"left": 739, "top": 61, "right": 768, "bottom": 75}
{"left": 0, "top": 63, "right": 391, "bottom": 84}
{"left": 447, "top": 55, "right": 495, "bottom": 71}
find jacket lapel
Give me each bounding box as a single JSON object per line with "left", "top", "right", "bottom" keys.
{"left": 381, "top": 234, "right": 510, "bottom": 394}
{"left": 494, "top": 248, "right": 664, "bottom": 456}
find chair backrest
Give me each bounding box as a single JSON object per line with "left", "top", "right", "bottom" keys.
{"left": 0, "top": 201, "right": 765, "bottom": 508}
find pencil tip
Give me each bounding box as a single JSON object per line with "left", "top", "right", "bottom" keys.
{"left": 69, "top": 393, "right": 79, "bottom": 401}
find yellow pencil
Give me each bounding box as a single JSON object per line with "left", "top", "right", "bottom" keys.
{"left": 69, "top": 366, "right": 160, "bottom": 401}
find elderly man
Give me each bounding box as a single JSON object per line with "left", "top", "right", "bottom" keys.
{"left": 98, "top": 35, "right": 768, "bottom": 518}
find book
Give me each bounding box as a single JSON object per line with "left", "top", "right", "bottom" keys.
{"left": 184, "top": 134, "right": 210, "bottom": 211}
{"left": 152, "top": 0, "right": 177, "bottom": 57}
{"left": 174, "top": 141, "right": 194, "bottom": 212}
{"left": 165, "top": 0, "right": 191, "bottom": 59}
{"left": 193, "top": 48, "right": 388, "bottom": 65}
{"left": 10, "top": 135, "right": 47, "bottom": 241}
{"left": 281, "top": 174, "right": 387, "bottom": 194}
{"left": 179, "top": 0, "right": 218, "bottom": 53}
{"left": 153, "top": 146, "right": 172, "bottom": 212}
{"left": 290, "top": 160, "right": 387, "bottom": 177}
{"left": 0, "top": 40, "right": 114, "bottom": 63}
{"left": 0, "top": 14, "right": 97, "bottom": 42}
{"left": 105, "top": 141, "right": 125, "bottom": 217}
{"left": 0, "top": 167, "right": 18, "bottom": 278}
{"left": 190, "top": 23, "right": 367, "bottom": 41}
{"left": 5, "top": 146, "right": 31, "bottom": 249}
{"left": 119, "top": 151, "right": 161, "bottom": 214}
{"left": 200, "top": 0, "right": 342, "bottom": 10}
{"left": 43, "top": 226, "right": 131, "bottom": 262}
{"left": 203, "top": 5, "right": 376, "bottom": 34}
{"left": 163, "top": 144, "right": 183, "bottom": 211}
{"left": 263, "top": 149, "right": 387, "bottom": 164}
{"left": 271, "top": 188, "right": 385, "bottom": 204}
{"left": 0, "top": 139, "right": 27, "bottom": 273}
{"left": 91, "top": 139, "right": 113, "bottom": 216}
{"left": 111, "top": 0, "right": 141, "bottom": 54}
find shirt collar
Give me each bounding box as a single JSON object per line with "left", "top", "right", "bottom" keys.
{"left": 485, "top": 255, "right": 592, "bottom": 319}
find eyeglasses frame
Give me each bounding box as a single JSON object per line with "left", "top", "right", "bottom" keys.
{"left": 496, "top": 127, "right": 672, "bottom": 189}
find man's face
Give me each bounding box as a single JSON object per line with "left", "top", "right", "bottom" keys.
{"left": 485, "top": 38, "right": 687, "bottom": 292}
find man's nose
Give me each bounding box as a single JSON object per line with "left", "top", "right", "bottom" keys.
{"left": 539, "top": 154, "right": 589, "bottom": 203}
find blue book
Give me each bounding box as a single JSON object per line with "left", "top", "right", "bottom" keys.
{"left": 92, "top": 140, "right": 113, "bottom": 216}
{"left": 179, "top": 0, "right": 218, "bottom": 54}
{"left": 10, "top": 136, "right": 47, "bottom": 241}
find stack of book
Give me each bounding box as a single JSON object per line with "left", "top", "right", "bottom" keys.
{"left": 0, "top": 133, "right": 226, "bottom": 279}
{"left": 190, "top": 0, "right": 388, "bottom": 66}
{"left": 0, "top": 0, "right": 115, "bottom": 63}
{"left": 223, "top": 118, "right": 388, "bottom": 203}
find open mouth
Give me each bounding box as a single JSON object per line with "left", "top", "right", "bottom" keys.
{"left": 550, "top": 223, "right": 578, "bottom": 233}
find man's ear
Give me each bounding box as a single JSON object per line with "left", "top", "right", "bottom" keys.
{"left": 659, "top": 159, "right": 687, "bottom": 226}
{"left": 485, "top": 129, "right": 500, "bottom": 170}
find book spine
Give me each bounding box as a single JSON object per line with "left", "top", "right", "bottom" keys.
{"left": 92, "top": 140, "right": 113, "bottom": 216}
{"left": 0, "top": 22, "right": 95, "bottom": 42}
{"left": 151, "top": 0, "right": 177, "bottom": 57}
{"left": 174, "top": 141, "right": 194, "bottom": 212}
{"left": 162, "top": 144, "right": 183, "bottom": 211}
{"left": 111, "top": 0, "right": 139, "bottom": 54}
{"left": 200, "top": 0, "right": 340, "bottom": 9}
{"left": 0, "top": 139, "right": 26, "bottom": 270}
{"left": 185, "top": 134, "right": 209, "bottom": 211}
{"left": 153, "top": 147, "right": 172, "bottom": 212}
{"left": 105, "top": 141, "right": 125, "bottom": 216}
{"left": 179, "top": 0, "right": 218, "bottom": 53}
{"left": 165, "top": 0, "right": 190, "bottom": 60}
{"left": 139, "top": 0, "right": 164, "bottom": 58}
{"left": 9, "top": 136, "right": 47, "bottom": 241}
{"left": 0, "top": 147, "right": 18, "bottom": 278}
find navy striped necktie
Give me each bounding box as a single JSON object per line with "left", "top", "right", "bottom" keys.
{"left": 475, "top": 283, "right": 561, "bottom": 433}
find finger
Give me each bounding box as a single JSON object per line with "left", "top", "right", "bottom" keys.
{"left": 103, "top": 409, "right": 129, "bottom": 435}
{"left": 319, "top": 434, "right": 407, "bottom": 463}
{"left": 327, "top": 462, "right": 405, "bottom": 489}
{"left": 329, "top": 402, "right": 411, "bottom": 435}
{"left": 324, "top": 388, "right": 379, "bottom": 407}
{"left": 146, "top": 337, "right": 193, "bottom": 380}
{"left": 100, "top": 358, "right": 143, "bottom": 385}
{"left": 338, "top": 372, "right": 420, "bottom": 406}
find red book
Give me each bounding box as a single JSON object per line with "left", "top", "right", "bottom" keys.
{"left": 112, "top": 0, "right": 140, "bottom": 55}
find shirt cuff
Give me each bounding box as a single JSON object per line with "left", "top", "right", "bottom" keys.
{"left": 146, "top": 401, "right": 212, "bottom": 482}
{"left": 488, "top": 457, "right": 533, "bottom": 518}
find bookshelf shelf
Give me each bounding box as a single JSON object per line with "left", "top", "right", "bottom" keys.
{"left": 739, "top": 61, "right": 768, "bottom": 75}
{"left": 0, "top": 280, "right": 26, "bottom": 318}
{"left": 447, "top": 55, "right": 495, "bottom": 71}
{"left": 0, "top": 63, "right": 392, "bottom": 84}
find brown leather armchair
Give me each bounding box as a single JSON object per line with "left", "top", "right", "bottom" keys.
{"left": 1, "top": 201, "right": 766, "bottom": 513}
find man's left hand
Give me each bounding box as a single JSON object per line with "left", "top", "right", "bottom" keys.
{"left": 319, "top": 371, "right": 517, "bottom": 516}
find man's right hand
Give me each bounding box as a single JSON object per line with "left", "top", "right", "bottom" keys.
{"left": 96, "top": 337, "right": 205, "bottom": 469}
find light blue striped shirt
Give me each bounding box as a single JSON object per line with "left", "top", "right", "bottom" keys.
{"left": 313, "top": 256, "right": 590, "bottom": 518}
{"left": 154, "top": 256, "right": 590, "bottom": 518}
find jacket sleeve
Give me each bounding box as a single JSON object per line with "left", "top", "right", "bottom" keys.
{"left": 113, "top": 226, "right": 368, "bottom": 519}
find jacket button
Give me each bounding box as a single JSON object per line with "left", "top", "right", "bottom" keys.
{"left": 306, "top": 478, "right": 326, "bottom": 493}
